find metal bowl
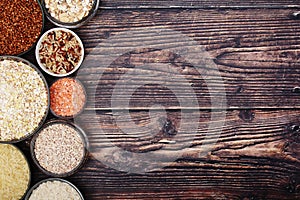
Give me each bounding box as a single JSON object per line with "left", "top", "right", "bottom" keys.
{"left": 41, "top": 0, "right": 100, "bottom": 29}
{"left": 0, "top": 0, "right": 45, "bottom": 56}
{"left": 30, "top": 119, "right": 89, "bottom": 177}
{"left": 0, "top": 56, "right": 50, "bottom": 143}
{"left": 0, "top": 144, "right": 31, "bottom": 200}
{"left": 24, "top": 178, "right": 84, "bottom": 200}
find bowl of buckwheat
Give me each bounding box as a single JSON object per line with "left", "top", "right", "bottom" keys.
{"left": 42, "top": 0, "right": 100, "bottom": 28}
{"left": 35, "top": 28, "right": 84, "bottom": 77}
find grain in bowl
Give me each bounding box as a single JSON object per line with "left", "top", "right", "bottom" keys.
{"left": 25, "top": 178, "right": 84, "bottom": 200}
{"left": 50, "top": 77, "right": 87, "bottom": 118}
{"left": 45, "top": 0, "right": 94, "bottom": 23}
{"left": 0, "top": 57, "right": 49, "bottom": 143}
{"left": 42, "top": 0, "right": 100, "bottom": 28}
{"left": 0, "top": 144, "right": 31, "bottom": 199}
{"left": 0, "top": 0, "right": 44, "bottom": 55}
{"left": 31, "top": 120, "right": 88, "bottom": 177}
{"left": 36, "top": 28, "right": 84, "bottom": 77}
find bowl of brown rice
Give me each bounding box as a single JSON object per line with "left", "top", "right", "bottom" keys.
{"left": 35, "top": 28, "right": 84, "bottom": 77}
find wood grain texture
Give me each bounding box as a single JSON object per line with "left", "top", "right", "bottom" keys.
{"left": 20, "top": 109, "right": 299, "bottom": 200}
{"left": 99, "top": 0, "right": 300, "bottom": 9}
{"left": 18, "top": 2, "right": 300, "bottom": 200}
{"left": 74, "top": 8, "right": 300, "bottom": 109}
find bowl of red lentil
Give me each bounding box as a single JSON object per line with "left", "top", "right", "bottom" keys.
{"left": 0, "top": 0, "right": 44, "bottom": 56}
{"left": 30, "top": 119, "right": 89, "bottom": 177}
{"left": 25, "top": 178, "right": 84, "bottom": 200}
{"left": 41, "top": 0, "right": 100, "bottom": 29}
{"left": 50, "top": 77, "right": 87, "bottom": 119}
{"left": 0, "top": 56, "right": 50, "bottom": 143}
{"left": 35, "top": 28, "right": 84, "bottom": 77}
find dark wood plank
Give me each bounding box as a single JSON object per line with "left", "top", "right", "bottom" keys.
{"left": 34, "top": 109, "right": 299, "bottom": 200}
{"left": 18, "top": 6, "right": 300, "bottom": 200}
{"left": 75, "top": 9, "right": 300, "bottom": 109}
{"left": 77, "top": 109, "right": 300, "bottom": 162}
{"left": 99, "top": 0, "right": 300, "bottom": 9}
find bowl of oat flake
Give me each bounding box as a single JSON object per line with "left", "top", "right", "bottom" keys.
{"left": 42, "top": 0, "right": 100, "bottom": 28}
{"left": 0, "top": 56, "right": 49, "bottom": 143}
{"left": 36, "top": 28, "right": 84, "bottom": 77}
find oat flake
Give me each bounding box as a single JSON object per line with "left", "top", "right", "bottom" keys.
{"left": 45, "top": 0, "right": 94, "bottom": 23}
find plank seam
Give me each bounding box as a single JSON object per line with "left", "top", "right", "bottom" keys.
{"left": 98, "top": 5, "right": 300, "bottom": 10}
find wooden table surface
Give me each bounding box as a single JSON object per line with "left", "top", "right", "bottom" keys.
{"left": 20, "top": 0, "right": 300, "bottom": 199}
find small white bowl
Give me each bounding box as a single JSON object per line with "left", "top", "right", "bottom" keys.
{"left": 35, "top": 28, "right": 84, "bottom": 77}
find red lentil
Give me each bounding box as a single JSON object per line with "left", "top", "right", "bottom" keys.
{"left": 50, "top": 78, "right": 86, "bottom": 117}
{"left": 0, "top": 0, "right": 43, "bottom": 55}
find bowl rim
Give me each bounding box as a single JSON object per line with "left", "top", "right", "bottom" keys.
{"left": 30, "top": 119, "right": 89, "bottom": 177}
{"left": 24, "top": 178, "right": 84, "bottom": 200}
{"left": 0, "top": 144, "right": 31, "bottom": 200}
{"left": 0, "top": 56, "right": 50, "bottom": 144}
{"left": 35, "top": 27, "right": 85, "bottom": 77}
{"left": 49, "top": 77, "right": 87, "bottom": 119}
{"left": 41, "top": 0, "right": 100, "bottom": 29}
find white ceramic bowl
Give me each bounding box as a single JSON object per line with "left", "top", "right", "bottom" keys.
{"left": 35, "top": 27, "right": 84, "bottom": 77}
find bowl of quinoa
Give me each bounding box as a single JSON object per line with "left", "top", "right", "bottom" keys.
{"left": 30, "top": 119, "right": 89, "bottom": 177}
{"left": 0, "top": 56, "right": 49, "bottom": 143}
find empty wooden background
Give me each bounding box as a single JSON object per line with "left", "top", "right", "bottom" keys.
{"left": 21, "top": 0, "right": 300, "bottom": 199}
